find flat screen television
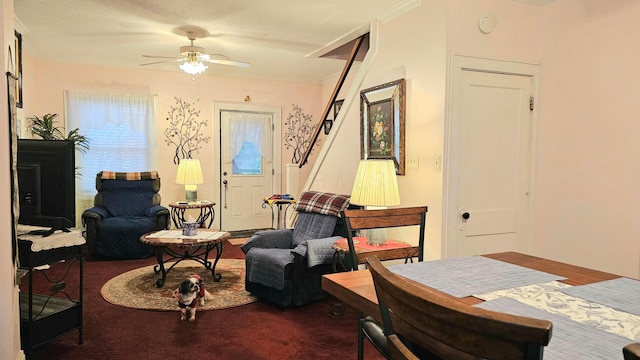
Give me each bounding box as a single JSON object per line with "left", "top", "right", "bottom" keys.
{"left": 17, "top": 139, "right": 76, "bottom": 233}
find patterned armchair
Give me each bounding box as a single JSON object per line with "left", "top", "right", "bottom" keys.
{"left": 82, "top": 171, "right": 169, "bottom": 259}
{"left": 241, "top": 191, "right": 351, "bottom": 307}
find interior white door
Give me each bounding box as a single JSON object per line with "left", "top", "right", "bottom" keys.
{"left": 447, "top": 58, "right": 535, "bottom": 257}
{"left": 219, "top": 108, "right": 278, "bottom": 231}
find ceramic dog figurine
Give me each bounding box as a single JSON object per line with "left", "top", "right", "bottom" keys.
{"left": 172, "top": 274, "right": 206, "bottom": 321}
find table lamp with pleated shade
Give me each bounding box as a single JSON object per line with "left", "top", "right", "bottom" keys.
{"left": 175, "top": 158, "right": 204, "bottom": 202}
{"left": 350, "top": 159, "right": 400, "bottom": 245}
{"left": 350, "top": 159, "right": 400, "bottom": 207}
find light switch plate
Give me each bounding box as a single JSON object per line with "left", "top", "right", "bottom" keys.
{"left": 407, "top": 154, "right": 419, "bottom": 169}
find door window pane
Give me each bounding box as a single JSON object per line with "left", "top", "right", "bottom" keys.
{"left": 232, "top": 141, "right": 261, "bottom": 175}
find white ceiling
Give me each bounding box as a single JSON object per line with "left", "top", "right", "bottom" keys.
{"left": 14, "top": 0, "right": 404, "bottom": 83}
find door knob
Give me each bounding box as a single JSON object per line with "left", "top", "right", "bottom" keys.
{"left": 222, "top": 180, "right": 228, "bottom": 185}
{"left": 461, "top": 212, "right": 470, "bottom": 220}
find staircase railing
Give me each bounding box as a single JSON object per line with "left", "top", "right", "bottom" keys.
{"left": 298, "top": 33, "right": 368, "bottom": 168}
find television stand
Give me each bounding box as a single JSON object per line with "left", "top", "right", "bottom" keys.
{"left": 18, "top": 228, "right": 85, "bottom": 357}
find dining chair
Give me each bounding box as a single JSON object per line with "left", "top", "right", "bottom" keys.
{"left": 624, "top": 343, "right": 640, "bottom": 360}
{"left": 366, "top": 255, "right": 553, "bottom": 360}
{"left": 340, "top": 206, "right": 427, "bottom": 271}
{"left": 339, "top": 206, "right": 427, "bottom": 360}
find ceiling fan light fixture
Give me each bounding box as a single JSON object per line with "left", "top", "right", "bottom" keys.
{"left": 179, "top": 60, "right": 207, "bottom": 75}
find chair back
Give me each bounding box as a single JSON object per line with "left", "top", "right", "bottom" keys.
{"left": 624, "top": 343, "right": 640, "bottom": 360}
{"left": 94, "top": 171, "right": 162, "bottom": 217}
{"left": 341, "top": 206, "right": 427, "bottom": 270}
{"left": 366, "top": 256, "right": 552, "bottom": 360}
{"left": 291, "top": 191, "right": 351, "bottom": 246}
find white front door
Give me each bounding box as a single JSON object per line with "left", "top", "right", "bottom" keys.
{"left": 216, "top": 103, "right": 281, "bottom": 231}
{"left": 445, "top": 56, "right": 538, "bottom": 258}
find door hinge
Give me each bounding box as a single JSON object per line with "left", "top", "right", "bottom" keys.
{"left": 529, "top": 96, "right": 534, "bottom": 111}
{"left": 272, "top": 169, "right": 275, "bottom": 176}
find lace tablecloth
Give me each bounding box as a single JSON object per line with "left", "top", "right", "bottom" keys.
{"left": 475, "top": 280, "right": 640, "bottom": 342}
{"left": 17, "top": 225, "right": 85, "bottom": 251}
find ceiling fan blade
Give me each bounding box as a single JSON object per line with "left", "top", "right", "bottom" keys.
{"left": 142, "top": 54, "right": 181, "bottom": 59}
{"left": 140, "top": 59, "right": 181, "bottom": 66}
{"left": 203, "top": 59, "right": 251, "bottom": 67}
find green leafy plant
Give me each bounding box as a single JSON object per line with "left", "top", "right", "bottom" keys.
{"left": 27, "top": 113, "right": 90, "bottom": 153}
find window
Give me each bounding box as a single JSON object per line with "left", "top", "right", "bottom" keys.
{"left": 225, "top": 112, "right": 272, "bottom": 175}
{"left": 65, "top": 91, "right": 157, "bottom": 198}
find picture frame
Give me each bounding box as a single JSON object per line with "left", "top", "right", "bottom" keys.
{"left": 360, "top": 79, "right": 406, "bottom": 175}
{"left": 14, "top": 30, "right": 23, "bottom": 108}
{"left": 6, "top": 60, "right": 19, "bottom": 267}
{"left": 333, "top": 99, "right": 344, "bottom": 119}
{"left": 323, "top": 119, "right": 333, "bottom": 135}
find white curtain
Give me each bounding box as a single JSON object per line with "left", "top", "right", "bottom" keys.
{"left": 223, "top": 112, "right": 272, "bottom": 164}
{"left": 64, "top": 91, "right": 157, "bottom": 221}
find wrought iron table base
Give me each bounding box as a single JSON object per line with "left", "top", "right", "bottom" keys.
{"left": 170, "top": 205, "right": 215, "bottom": 229}
{"left": 262, "top": 200, "right": 295, "bottom": 229}
{"left": 153, "top": 242, "right": 223, "bottom": 288}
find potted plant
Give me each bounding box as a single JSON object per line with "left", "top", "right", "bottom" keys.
{"left": 27, "top": 113, "right": 90, "bottom": 153}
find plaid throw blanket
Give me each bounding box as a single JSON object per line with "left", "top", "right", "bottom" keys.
{"left": 295, "top": 191, "right": 350, "bottom": 216}
{"left": 100, "top": 171, "right": 159, "bottom": 180}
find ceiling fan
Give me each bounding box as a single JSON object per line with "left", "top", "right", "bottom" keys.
{"left": 140, "top": 30, "right": 250, "bottom": 75}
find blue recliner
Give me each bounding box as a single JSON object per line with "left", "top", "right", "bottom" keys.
{"left": 82, "top": 171, "right": 169, "bottom": 259}
{"left": 241, "top": 191, "right": 351, "bottom": 307}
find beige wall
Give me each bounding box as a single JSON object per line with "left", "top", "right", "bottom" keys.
{"left": 316, "top": 1, "right": 448, "bottom": 260}
{"left": 2, "top": 1, "right": 22, "bottom": 360}
{"left": 534, "top": 0, "right": 640, "bottom": 277}
{"left": 447, "top": 0, "right": 541, "bottom": 62}
{"left": 20, "top": 58, "right": 324, "bottom": 229}
{"left": 317, "top": 0, "right": 640, "bottom": 278}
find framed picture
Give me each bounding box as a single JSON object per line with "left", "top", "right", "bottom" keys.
{"left": 333, "top": 99, "right": 344, "bottom": 119}
{"left": 323, "top": 119, "right": 333, "bottom": 135}
{"left": 360, "top": 79, "right": 406, "bottom": 175}
{"left": 14, "top": 30, "right": 23, "bottom": 108}
{"left": 6, "top": 65, "right": 19, "bottom": 267}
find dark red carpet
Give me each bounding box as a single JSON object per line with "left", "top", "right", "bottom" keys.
{"left": 25, "top": 241, "right": 385, "bottom": 360}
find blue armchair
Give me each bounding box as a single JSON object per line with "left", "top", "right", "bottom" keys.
{"left": 82, "top": 171, "right": 169, "bottom": 259}
{"left": 241, "top": 191, "right": 351, "bottom": 307}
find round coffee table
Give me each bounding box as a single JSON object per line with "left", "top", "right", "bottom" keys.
{"left": 140, "top": 229, "right": 230, "bottom": 288}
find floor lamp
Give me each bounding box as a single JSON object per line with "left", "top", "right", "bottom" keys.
{"left": 349, "top": 159, "right": 400, "bottom": 245}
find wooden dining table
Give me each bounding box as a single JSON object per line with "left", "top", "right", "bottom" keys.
{"left": 322, "top": 251, "right": 620, "bottom": 317}
{"left": 321, "top": 251, "right": 631, "bottom": 358}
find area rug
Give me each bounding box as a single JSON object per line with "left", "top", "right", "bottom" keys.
{"left": 101, "top": 259, "right": 257, "bottom": 311}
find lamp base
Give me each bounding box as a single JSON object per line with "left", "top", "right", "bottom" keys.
{"left": 364, "top": 206, "right": 387, "bottom": 245}
{"left": 366, "top": 229, "right": 386, "bottom": 246}
{"left": 185, "top": 185, "right": 198, "bottom": 203}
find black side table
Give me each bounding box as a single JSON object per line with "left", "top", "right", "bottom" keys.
{"left": 168, "top": 201, "right": 216, "bottom": 229}
{"left": 262, "top": 198, "right": 296, "bottom": 229}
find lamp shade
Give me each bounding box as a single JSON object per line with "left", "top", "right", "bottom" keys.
{"left": 175, "top": 159, "right": 204, "bottom": 185}
{"left": 350, "top": 159, "right": 400, "bottom": 206}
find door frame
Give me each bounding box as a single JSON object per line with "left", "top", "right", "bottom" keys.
{"left": 443, "top": 54, "right": 540, "bottom": 259}
{"left": 212, "top": 102, "right": 282, "bottom": 230}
